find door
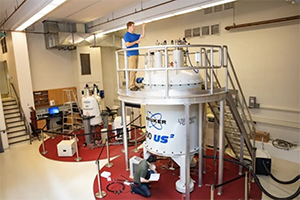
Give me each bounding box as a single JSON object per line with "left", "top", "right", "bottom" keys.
{"left": 0, "top": 61, "right": 10, "bottom": 98}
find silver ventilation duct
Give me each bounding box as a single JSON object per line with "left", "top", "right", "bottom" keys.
{"left": 43, "top": 20, "right": 122, "bottom": 50}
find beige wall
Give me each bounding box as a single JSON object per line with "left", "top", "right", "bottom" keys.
{"left": 27, "top": 34, "right": 76, "bottom": 91}
{"left": 101, "top": 47, "right": 118, "bottom": 108}
{"left": 0, "top": 32, "right": 19, "bottom": 96}
{"left": 76, "top": 46, "right": 105, "bottom": 109}
{"left": 0, "top": 62, "right": 8, "bottom": 94}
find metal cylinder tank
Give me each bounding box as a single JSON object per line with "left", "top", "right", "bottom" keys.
{"left": 145, "top": 104, "right": 199, "bottom": 156}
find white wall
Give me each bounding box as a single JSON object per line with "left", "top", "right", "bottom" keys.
{"left": 110, "top": 1, "right": 300, "bottom": 142}
{"left": 27, "top": 34, "right": 76, "bottom": 91}
{"left": 11, "top": 32, "right": 35, "bottom": 122}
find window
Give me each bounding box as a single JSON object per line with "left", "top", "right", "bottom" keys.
{"left": 1, "top": 37, "right": 8, "bottom": 54}
{"left": 211, "top": 24, "right": 220, "bottom": 35}
{"left": 80, "top": 54, "right": 91, "bottom": 75}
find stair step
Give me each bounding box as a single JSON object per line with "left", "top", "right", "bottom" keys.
{"left": 9, "top": 138, "right": 30, "bottom": 145}
{"left": 7, "top": 123, "right": 24, "bottom": 129}
{"left": 4, "top": 110, "right": 20, "bottom": 115}
{"left": 7, "top": 126, "right": 26, "bottom": 133}
{"left": 5, "top": 117, "right": 22, "bottom": 123}
{"left": 4, "top": 113, "right": 21, "bottom": 118}
{"left": 2, "top": 98, "right": 16, "bottom": 103}
{"left": 6, "top": 119, "right": 23, "bottom": 124}
{"left": 8, "top": 133, "right": 29, "bottom": 140}
{"left": 7, "top": 129, "right": 27, "bottom": 136}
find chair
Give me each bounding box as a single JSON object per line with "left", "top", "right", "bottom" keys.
{"left": 29, "top": 122, "right": 41, "bottom": 141}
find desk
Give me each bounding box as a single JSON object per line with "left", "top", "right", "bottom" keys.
{"left": 37, "top": 114, "right": 62, "bottom": 132}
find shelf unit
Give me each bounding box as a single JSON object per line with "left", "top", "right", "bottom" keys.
{"left": 33, "top": 90, "right": 49, "bottom": 108}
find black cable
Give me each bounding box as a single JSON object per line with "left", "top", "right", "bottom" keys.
{"left": 272, "top": 139, "right": 298, "bottom": 150}
{"left": 204, "top": 155, "right": 300, "bottom": 200}
{"left": 262, "top": 160, "right": 300, "bottom": 185}
{"left": 106, "top": 181, "right": 125, "bottom": 194}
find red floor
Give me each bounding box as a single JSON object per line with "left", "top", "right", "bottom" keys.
{"left": 39, "top": 128, "right": 143, "bottom": 162}
{"left": 93, "top": 149, "right": 262, "bottom": 200}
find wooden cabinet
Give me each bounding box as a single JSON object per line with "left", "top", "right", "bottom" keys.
{"left": 34, "top": 87, "right": 77, "bottom": 108}
{"left": 33, "top": 90, "right": 49, "bottom": 108}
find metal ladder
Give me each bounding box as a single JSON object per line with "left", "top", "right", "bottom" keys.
{"left": 62, "top": 89, "right": 82, "bottom": 135}
{"left": 203, "top": 47, "right": 256, "bottom": 172}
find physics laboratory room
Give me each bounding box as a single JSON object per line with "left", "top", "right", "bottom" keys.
{"left": 0, "top": 0, "right": 299, "bottom": 200}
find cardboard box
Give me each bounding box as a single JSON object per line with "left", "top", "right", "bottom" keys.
{"left": 250, "top": 131, "right": 270, "bottom": 143}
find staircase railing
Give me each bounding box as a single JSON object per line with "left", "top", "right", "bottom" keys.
{"left": 9, "top": 83, "right": 32, "bottom": 144}
{"left": 224, "top": 46, "right": 256, "bottom": 147}
{"left": 202, "top": 46, "right": 256, "bottom": 161}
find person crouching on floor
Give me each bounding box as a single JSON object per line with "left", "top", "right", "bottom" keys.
{"left": 131, "top": 155, "right": 157, "bottom": 197}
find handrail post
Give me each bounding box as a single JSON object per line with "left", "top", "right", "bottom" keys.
{"left": 41, "top": 130, "right": 48, "bottom": 154}
{"left": 210, "top": 47, "right": 214, "bottom": 94}
{"left": 95, "top": 160, "right": 106, "bottom": 198}
{"left": 74, "top": 134, "right": 82, "bottom": 162}
{"left": 104, "top": 128, "right": 113, "bottom": 167}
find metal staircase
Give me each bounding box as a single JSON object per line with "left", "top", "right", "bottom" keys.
{"left": 62, "top": 89, "right": 82, "bottom": 134}
{"left": 204, "top": 47, "right": 256, "bottom": 171}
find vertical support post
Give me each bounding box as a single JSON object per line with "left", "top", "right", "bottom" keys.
{"left": 252, "top": 147, "right": 257, "bottom": 182}
{"left": 41, "top": 130, "right": 48, "bottom": 155}
{"left": 203, "top": 103, "right": 207, "bottom": 174}
{"left": 74, "top": 134, "right": 82, "bottom": 162}
{"left": 95, "top": 160, "right": 106, "bottom": 198}
{"left": 104, "top": 128, "right": 113, "bottom": 167}
{"left": 213, "top": 119, "right": 217, "bottom": 166}
{"left": 217, "top": 99, "right": 225, "bottom": 195}
{"left": 210, "top": 46, "right": 214, "bottom": 95}
{"left": 211, "top": 185, "right": 215, "bottom": 200}
{"left": 239, "top": 134, "right": 244, "bottom": 175}
{"left": 132, "top": 127, "right": 139, "bottom": 153}
{"left": 121, "top": 101, "right": 129, "bottom": 171}
{"left": 244, "top": 172, "right": 248, "bottom": 200}
{"left": 198, "top": 103, "right": 203, "bottom": 187}
{"left": 185, "top": 104, "right": 191, "bottom": 200}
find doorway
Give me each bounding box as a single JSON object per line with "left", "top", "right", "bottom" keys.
{"left": 0, "top": 61, "right": 10, "bottom": 98}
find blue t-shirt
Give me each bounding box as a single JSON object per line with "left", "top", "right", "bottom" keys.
{"left": 124, "top": 31, "right": 140, "bottom": 57}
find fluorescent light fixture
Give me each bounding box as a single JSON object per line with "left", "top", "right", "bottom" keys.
{"left": 15, "top": 0, "right": 67, "bottom": 31}
{"left": 201, "top": 0, "right": 236, "bottom": 9}
{"left": 173, "top": 7, "right": 201, "bottom": 16}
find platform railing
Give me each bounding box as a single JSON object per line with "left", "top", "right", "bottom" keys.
{"left": 115, "top": 44, "right": 227, "bottom": 99}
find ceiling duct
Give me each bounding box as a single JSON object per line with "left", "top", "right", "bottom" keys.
{"left": 43, "top": 20, "right": 121, "bottom": 50}
{"left": 43, "top": 20, "right": 91, "bottom": 50}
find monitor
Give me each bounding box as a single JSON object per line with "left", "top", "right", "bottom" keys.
{"left": 49, "top": 107, "right": 59, "bottom": 115}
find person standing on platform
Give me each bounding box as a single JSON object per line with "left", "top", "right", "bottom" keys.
{"left": 124, "top": 21, "right": 146, "bottom": 91}
{"left": 131, "top": 155, "right": 157, "bottom": 197}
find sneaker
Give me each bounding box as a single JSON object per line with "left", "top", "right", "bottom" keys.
{"left": 130, "top": 184, "right": 135, "bottom": 194}
{"left": 130, "top": 86, "right": 140, "bottom": 91}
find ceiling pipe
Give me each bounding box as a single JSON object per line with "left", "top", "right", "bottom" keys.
{"left": 225, "top": 15, "right": 300, "bottom": 30}
{"left": 0, "top": 0, "right": 27, "bottom": 28}
{"left": 87, "top": 0, "right": 176, "bottom": 30}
